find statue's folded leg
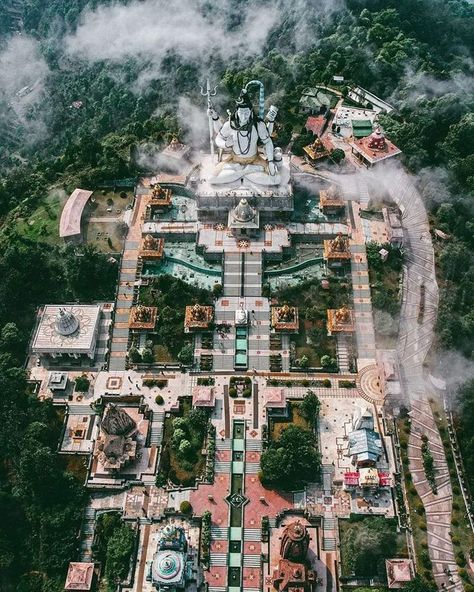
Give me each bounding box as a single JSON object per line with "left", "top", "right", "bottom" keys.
{"left": 245, "top": 170, "right": 281, "bottom": 186}
{"left": 209, "top": 164, "right": 246, "bottom": 185}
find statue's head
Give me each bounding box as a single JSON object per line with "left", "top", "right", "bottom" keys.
{"left": 232, "top": 89, "right": 255, "bottom": 129}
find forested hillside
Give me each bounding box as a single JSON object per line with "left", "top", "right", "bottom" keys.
{"left": 0, "top": 1, "right": 473, "bottom": 590}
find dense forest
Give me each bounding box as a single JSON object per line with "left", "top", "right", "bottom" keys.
{"left": 0, "top": 0, "right": 473, "bottom": 590}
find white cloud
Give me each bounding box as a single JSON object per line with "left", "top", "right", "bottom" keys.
{"left": 0, "top": 35, "right": 50, "bottom": 145}
{"left": 65, "top": 0, "right": 278, "bottom": 66}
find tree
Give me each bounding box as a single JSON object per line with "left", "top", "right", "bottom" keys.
{"left": 300, "top": 390, "right": 320, "bottom": 425}
{"left": 180, "top": 500, "right": 192, "bottom": 514}
{"left": 330, "top": 148, "right": 345, "bottom": 164}
{"left": 141, "top": 348, "right": 154, "bottom": 364}
{"left": 74, "top": 375, "right": 90, "bottom": 392}
{"left": 177, "top": 343, "right": 194, "bottom": 365}
{"left": 104, "top": 524, "right": 135, "bottom": 585}
{"left": 178, "top": 439, "right": 192, "bottom": 458}
{"left": 260, "top": 425, "right": 320, "bottom": 489}
{"left": 187, "top": 408, "right": 208, "bottom": 434}
{"left": 128, "top": 347, "right": 141, "bottom": 364}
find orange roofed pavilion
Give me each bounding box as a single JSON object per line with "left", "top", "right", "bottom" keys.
{"left": 271, "top": 305, "right": 299, "bottom": 332}
{"left": 327, "top": 306, "right": 355, "bottom": 333}
{"left": 139, "top": 235, "right": 164, "bottom": 260}
{"left": 129, "top": 305, "right": 158, "bottom": 330}
{"left": 184, "top": 304, "right": 214, "bottom": 331}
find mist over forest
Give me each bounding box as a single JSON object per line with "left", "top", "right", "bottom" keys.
{"left": 0, "top": 1, "right": 473, "bottom": 591}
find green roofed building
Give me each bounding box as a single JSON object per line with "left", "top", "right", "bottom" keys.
{"left": 351, "top": 119, "right": 373, "bottom": 138}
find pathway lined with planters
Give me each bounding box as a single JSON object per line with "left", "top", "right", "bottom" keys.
{"left": 408, "top": 400, "right": 462, "bottom": 591}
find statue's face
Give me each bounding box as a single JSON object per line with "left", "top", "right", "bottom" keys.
{"left": 236, "top": 107, "right": 251, "bottom": 126}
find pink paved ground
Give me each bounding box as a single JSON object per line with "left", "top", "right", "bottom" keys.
{"left": 190, "top": 472, "right": 230, "bottom": 526}
{"left": 243, "top": 567, "right": 261, "bottom": 588}
{"left": 244, "top": 471, "right": 293, "bottom": 528}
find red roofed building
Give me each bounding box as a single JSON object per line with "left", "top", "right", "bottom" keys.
{"left": 305, "top": 115, "right": 328, "bottom": 137}
{"left": 64, "top": 562, "right": 95, "bottom": 591}
{"left": 349, "top": 127, "right": 401, "bottom": 167}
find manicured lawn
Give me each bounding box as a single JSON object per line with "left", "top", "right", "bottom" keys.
{"left": 138, "top": 275, "right": 212, "bottom": 361}
{"left": 274, "top": 277, "right": 350, "bottom": 368}
{"left": 270, "top": 402, "right": 311, "bottom": 441}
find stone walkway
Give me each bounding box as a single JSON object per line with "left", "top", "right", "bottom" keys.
{"left": 108, "top": 194, "right": 148, "bottom": 371}
{"left": 376, "top": 166, "right": 461, "bottom": 590}
{"left": 409, "top": 400, "right": 462, "bottom": 591}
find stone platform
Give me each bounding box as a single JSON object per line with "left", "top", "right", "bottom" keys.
{"left": 195, "top": 154, "right": 293, "bottom": 213}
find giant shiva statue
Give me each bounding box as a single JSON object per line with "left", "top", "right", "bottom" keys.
{"left": 207, "top": 86, "right": 282, "bottom": 186}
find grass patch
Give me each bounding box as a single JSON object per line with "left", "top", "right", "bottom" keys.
{"left": 15, "top": 189, "right": 67, "bottom": 245}
{"left": 270, "top": 401, "right": 311, "bottom": 441}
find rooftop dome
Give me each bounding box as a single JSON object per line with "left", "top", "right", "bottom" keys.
{"left": 232, "top": 198, "right": 256, "bottom": 223}
{"left": 152, "top": 551, "right": 183, "bottom": 582}
{"left": 101, "top": 404, "right": 136, "bottom": 436}
{"left": 55, "top": 308, "right": 80, "bottom": 336}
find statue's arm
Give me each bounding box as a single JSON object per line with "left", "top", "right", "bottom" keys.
{"left": 208, "top": 107, "right": 223, "bottom": 134}
{"left": 215, "top": 121, "right": 233, "bottom": 150}
{"left": 258, "top": 121, "right": 276, "bottom": 174}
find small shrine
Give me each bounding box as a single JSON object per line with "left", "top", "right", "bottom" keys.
{"left": 161, "top": 137, "right": 191, "bottom": 161}
{"left": 139, "top": 235, "right": 165, "bottom": 260}
{"left": 184, "top": 303, "right": 214, "bottom": 331}
{"left": 349, "top": 125, "right": 401, "bottom": 168}
{"left": 149, "top": 183, "right": 172, "bottom": 207}
{"left": 303, "top": 136, "right": 330, "bottom": 164}
{"left": 227, "top": 198, "right": 260, "bottom": 235}
{"left": 129, "top": 305, "right": 158, "bottom": 330}
{"left": 323, "top": 233, "right": 351, "bottom": 267}
{"left": 319, "top": 185, "right": 344, "bottom": 214}
{"left": 327, "top": 306, "right": 355, "bottom": 333}
{"left": 94, "top": 404, "right": 137, "bottom": 471}
{"left": 385, "top": 559, "right": 414, "bottom": 589}
{"left": 271, "top": 304, "right": 299, "bottom": 332}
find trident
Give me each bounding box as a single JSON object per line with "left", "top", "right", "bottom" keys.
{"left": 200, "top": 78, "right": 218, "bottom": 157}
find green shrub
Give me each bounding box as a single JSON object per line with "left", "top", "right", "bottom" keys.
{"left": 229, "top": 387, "right": 237, "bottom": 397}
{"left": 323, "top": 378, "right": 331, "bottom": 387}
{"left": 456, "top": 551, "right": 466, "bottom": 567}
{"left": 75, "top": 375, "right": 90, "bottom": 392}
{"left": 243, "top": 387, "right": 252, "bottom": 397}
{"left": 180, "top": 500, "right": 192, "bottom": 514}
{"left": 155, "top": 394, "right": 164, "bottom": 405}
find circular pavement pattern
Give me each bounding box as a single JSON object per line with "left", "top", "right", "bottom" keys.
{"left": 356, "top": 364, "right": 385, "bottom": 404}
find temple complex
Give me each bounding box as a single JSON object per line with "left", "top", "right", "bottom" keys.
{"left": 28, "top": 76, "right": 417, "bottom": 592}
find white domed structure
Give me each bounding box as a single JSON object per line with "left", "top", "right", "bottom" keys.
{"left": 228, "top": 198, "right": 259, "bottom": 230}
{"left": 55, "top": 308, "right": 80, "bottom": 336}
